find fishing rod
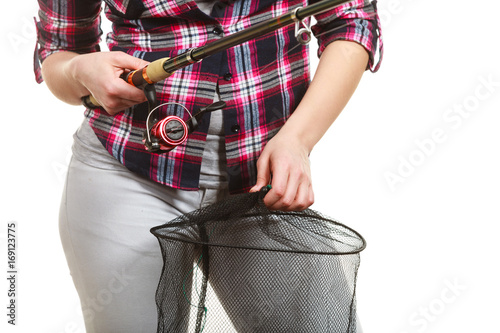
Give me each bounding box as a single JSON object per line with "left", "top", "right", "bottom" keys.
{"left": 81, "top": 0, "right": 352, "bottom": 151}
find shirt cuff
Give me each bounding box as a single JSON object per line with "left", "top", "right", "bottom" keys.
{"left": 34, "top": 6, "right": 102, "bottom": 83}
{"left": 312, "top": 0, "right": 383, "bottom": 72}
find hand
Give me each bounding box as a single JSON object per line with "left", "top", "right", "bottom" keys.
{"left": 249, "top": 134, "right": 314, "bottom": 211}
{"left": 69, "top": 51, "right": 150, "bottom": 115}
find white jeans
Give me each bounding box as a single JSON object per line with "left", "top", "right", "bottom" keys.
{"left": 59, "top": 153, "right": 229, "bottom": 333}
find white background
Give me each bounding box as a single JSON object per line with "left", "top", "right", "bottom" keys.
{"left": 1, "top": 0, "right": 499, "bottom": 332}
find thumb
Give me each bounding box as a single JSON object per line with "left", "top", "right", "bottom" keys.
{"left": 113, "top": 51, "right": 150, "bottom": 70}
{"left": 249, "top": 155, "right": 271, "bottom": 192}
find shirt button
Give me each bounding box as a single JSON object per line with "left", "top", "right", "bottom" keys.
{"left": 223, "top": 73, "right": 233, "bottom": 81}
{"left": 212, "top": 26, "right": 223, "bottom": 35}
{"left": 231, "top": 124, "right": 240, "bottom": 133}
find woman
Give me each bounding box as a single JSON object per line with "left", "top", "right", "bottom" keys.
{"left": 35, "top": 0, "right": 382, "bottom": 331}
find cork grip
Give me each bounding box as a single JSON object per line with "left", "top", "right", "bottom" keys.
{"left": 145, "top": 57, "right": 171, "bottom": 83}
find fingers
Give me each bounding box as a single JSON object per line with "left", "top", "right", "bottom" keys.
{"left": 293, "top": 180, "right": 315, "bottom": 211}
{"left": 249, "top": 156, "right": 271, "bottom": 193}
{"left": 90, "top": 80, "right": 147, "bottom": 115}
{"left": 250, "top": 141, "right": 314, "bottom": 211}
{"left": 264, "top": 163, "right": 314, "bottom": 211}
{"left": 94, "top": 52, "right": 150, "bottom": 114}
{"left": 74, "top": 51, "right": 150, "bottom": 115}
{"left": 113, "top": 51, "right": 150, "bottom": 71}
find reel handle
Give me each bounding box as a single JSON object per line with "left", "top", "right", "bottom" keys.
{"left": 187, "top": 100, "right": 227, "bottom": 132}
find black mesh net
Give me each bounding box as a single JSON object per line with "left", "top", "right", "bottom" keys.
{"left": 151, "top": 188, "right": 366, "bottom": 333}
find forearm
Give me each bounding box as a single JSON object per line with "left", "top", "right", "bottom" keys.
{"left": 40, "top": 51, "right": 150, "bottom": 114}
{"left": 41, "top": 51, "right": 92, "bottom": 105}
{"left": 277, "top": 40, "right": 369, "bottom": 152}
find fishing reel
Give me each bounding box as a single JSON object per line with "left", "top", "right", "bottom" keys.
{"left": 142, "top": 84, "right": 226, "bottom": 152}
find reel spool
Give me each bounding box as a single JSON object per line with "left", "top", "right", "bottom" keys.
{"left": 150, "top": 115, "right": 189, "bottom": 151}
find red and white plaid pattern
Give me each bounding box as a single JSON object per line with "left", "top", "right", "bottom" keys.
{"left": 36, "top": 0, "right": 383, "bottom": 193}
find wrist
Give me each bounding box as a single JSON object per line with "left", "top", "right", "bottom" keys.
{"left": 273, "top": 123, "right": 315, "bottom": 155}
{"left": 41, "top": 51, "right": 90, "bottom": 105}
{"left": 279, "top": 106, "right": 328, "bottom": 153}
{"left": 66, "top": 54, "right": 91, "bottom": 97}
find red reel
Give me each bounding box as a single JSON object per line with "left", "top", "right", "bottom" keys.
{"left": 143, "top": 99, "right": 226, "bottom": 152}
{"left": 150, "top": 115, "right": 189, "bottom": 151}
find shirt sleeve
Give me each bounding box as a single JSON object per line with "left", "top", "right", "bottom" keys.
{"left": 34, "top": 0, "right": 103, "bottom": 83}
{"left": 311, "top": 0, "right": 383, "bottom": 72}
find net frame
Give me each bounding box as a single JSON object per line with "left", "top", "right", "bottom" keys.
{"left": 151, "top": 188, "right": 366, "bottom": 333}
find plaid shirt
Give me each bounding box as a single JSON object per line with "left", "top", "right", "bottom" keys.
{"left": 36, "top": 0, "right": 382, "bottom": 193}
